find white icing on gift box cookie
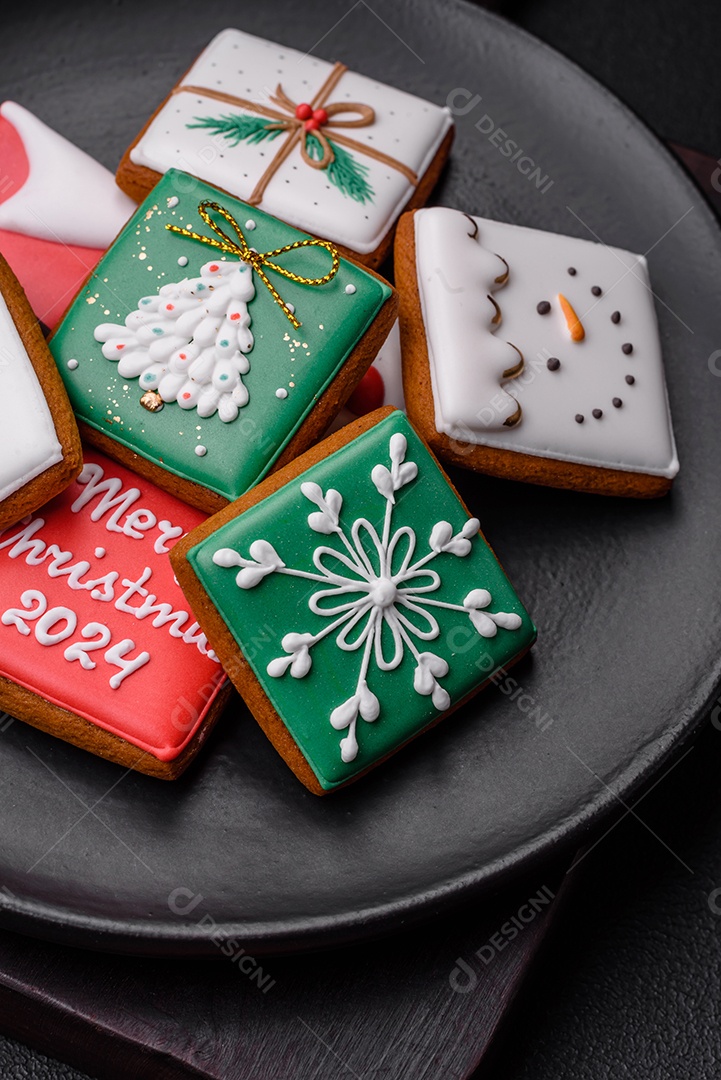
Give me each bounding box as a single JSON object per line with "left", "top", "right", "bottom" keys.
{"left": 118, "top": 27, "right": 453, "bottom": 268}
{"left": 399, "top": 207, "right": 679, "bottom": 497}
{"left": 0, "top": 102, "right": 135, "bottom": 329}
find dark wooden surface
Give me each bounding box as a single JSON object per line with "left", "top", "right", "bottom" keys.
{"left": 0, "top": 863, "right": 568, "bottom": 1080}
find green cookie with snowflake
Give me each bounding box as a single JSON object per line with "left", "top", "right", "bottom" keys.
{"left": 172, "top": 409, "right": 536, "bottom": 793}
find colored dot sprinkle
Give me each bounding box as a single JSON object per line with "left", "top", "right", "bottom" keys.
{"left": 276, "top": 388, "right": 288, "bottom": 399}
{"left": 611, "top": 311, "right": 621, "bottom": 324}
{"left": 591, "top": 285, "right": 602, "bottom": 296}
{"left": 625, "top": 374, "right": 635, "bottom": 385}
{"left": 345, "top": 284, "right": 357, "bottom": 295}
{"left": 195, "top": 445, "right": 207, "bottom": 457}
{"left": 167, "top": 196, "right": 179, "bottom": 208}
{"left": 613, "top": 397, "right": 623, "bottom": 408}
{"left": 67, "top": 359, "right": 78, "bottom": 370}
{"left": 95, "top": 547, "right": 106, "bottom": 559}
{"left": 536, "top": 300, "right": 551, "bottom": 315}
{"left": 592, "top": 408, "right": 603, "bottom": 419}
{"left": 575, "top": 414, "right": 584, "bottom": 424}
{"left": 622, "top": 343, "right": 633, "bottom": 355}
{"left": 178, "top": 256, "right": 189, "bottom": 267}
{"left": 245, "top": 219, "right": 256, "bottom": 231}
{"left": 546, "top": 357, "right": 561, "bottom": 372}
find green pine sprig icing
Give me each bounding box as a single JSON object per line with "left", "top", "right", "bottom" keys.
{"left": 186, "top": 113, "right": 375, "bottom": 204}
{"left": 305, "top": 132, "right": 374, "bottom": 205}
{"left": 187, "top": 113, "right": 284, "bottom": 147}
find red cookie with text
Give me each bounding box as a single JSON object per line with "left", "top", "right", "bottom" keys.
{"left": 0, "top": 449, "right": 230, "bottom": 778}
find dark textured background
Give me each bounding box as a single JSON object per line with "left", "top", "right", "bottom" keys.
{"left": 2, "top": 0, "right": 721, "bottom": 1075}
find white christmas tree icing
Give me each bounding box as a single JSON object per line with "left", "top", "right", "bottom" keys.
{"left": 212, "top": 431, "right": 523, "bottom": 765}
{"left": 94, "top": 259, "right": 255, "bottom": 423}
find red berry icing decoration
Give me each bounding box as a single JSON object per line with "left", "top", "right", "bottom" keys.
{"left": 346, "top": 366, "right": 385, "bottom": 416}
{"left": 304, "top": 118, "right": 320, "bottom": 132}
{"left": 295, "top": 102, "right": 313, "bottom": 121}
{"left": 182, "top": 392, "right": 191, "bottom": 401}
{"left": 166, "top": 303, "right": 175, "bottom": 311}
{"left": 313, "top": 108, "right": 328, "bottom": 126}
{"left": 116, "top": 344, "right": 125, "bottom": 350}
{"left": 230, "top": 312, "right": 240, "bottom": 321}
{"left": 209, "top": 264, "right": 219, "bottom": 272}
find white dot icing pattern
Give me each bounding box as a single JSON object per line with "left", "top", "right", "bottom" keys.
{"left": 414, "top": 208, "right": 679, "bottom": 479}
{"left": 128, "top": 27, "right": 453, "bottom": 255}
{"left": 0, "top": 102, "right": 135, "bottom": 248}
{"left": 0, "top": 293, "right": 63, "bottom": 503}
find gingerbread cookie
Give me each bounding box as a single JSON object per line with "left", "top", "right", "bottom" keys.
{"left": 0, "top": 447, "right": 230, "bottom": 778}
{"left": 171, "top": 408, "right": 535, "bottom": 795}
{"left": 0, "top": 101, "right": 134, "bottom": 330}
{"left": 50, "top": 171, "right": 397, "bottom": 513}
{"left": 0, "top": 253, "right": 82, "bottom": 530}
{"left": 329, "top": 318, "right": 405, "bottom": 434}
{"left": 116, "top": 27, "right": 453, "bottom": 269}
{"left": 396, "top": 207, "right": 679, "bottom": 497}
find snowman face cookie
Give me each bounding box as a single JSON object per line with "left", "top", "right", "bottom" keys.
{"left": 398, "top": 207, "right": 679, "bottom": 497}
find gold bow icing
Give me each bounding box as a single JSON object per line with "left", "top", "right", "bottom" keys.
{"left": 166, "top": 201, "right": 340, "bottom": 329}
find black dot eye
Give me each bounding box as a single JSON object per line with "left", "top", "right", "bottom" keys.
{"left": 592, "top": 408, "right": 603, "bottom": 419}
{"left": 537, "top": 301, "right": 551, "bottom": 315}
{"left": 567, "top": 267, "right": 577, "bottom": 276}
{"left": 611, "top": 311, "right": 621, "bottom": 324}
{"left": 546, "top": 357, "right": 561, "bottom": 371}
{"left": 625, "top": 374, "right": 635, "bottom": 385}
{"left": 575, "top": 413, "right": 584, "bottom": 424}
{"left": 613, "top": 397, "right": 623, "bottom": 408}
{"left": 591, "top": 285, "right": 602, "bottom": 296}
{"left": 622, "top": 343, "right": 634, "bottom": 355}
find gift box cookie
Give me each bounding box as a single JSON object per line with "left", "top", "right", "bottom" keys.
{"left": 396, "top": 207, "right": 679, "bottom": 497}
{"left": 171, "top": 408, "right": 535, "bottom": 795}
{"left": 0, "top": 447, "right": 229, "bottom": 778}
{"left": 0, "top": 253, "right": 82, "bottom": 530}
{"left": 117, "top": 27, "right": 454, "bottom": 268}
{"left": 0, "top": 101, "right": 134, "bottom": 330}
{"left": 50, "top": 170, "right": 397, "bottom": 512}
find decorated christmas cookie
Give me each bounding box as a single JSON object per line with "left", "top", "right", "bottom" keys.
{"left": 0, "top": 253, "right": 82, "bottom": 530}
{"left": 329, "top": 318, "right": 405, "bottom": 434}
{"left": 172, "top": 408, "right": 535, "bottom": 795}
{"left": 396, "top": 207, "right": 679, "bottom": 497}
{"left": 50, "top": 170, "right": 397, "bottom": 512}
{"left": 116, "top": 27, "right": 454, "bottom": 268}
{"left": 0, "top": 447, "right": 229, "bottom": 778}
{"left": 0, "top": 101, "right": 135, "bottom": 330}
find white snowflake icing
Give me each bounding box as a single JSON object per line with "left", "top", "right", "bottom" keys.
{"left": 212, "top": 432, "right": 523, "bottom": 765}
{"left": 94, "top": 259, "right": 255, "bottom": 423}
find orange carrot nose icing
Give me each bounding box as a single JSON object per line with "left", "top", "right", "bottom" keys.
{"left": 557, "top": 293, "right": 585, "bottom": 342}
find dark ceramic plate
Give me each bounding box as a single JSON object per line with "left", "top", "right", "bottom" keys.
{"left": 0, "top": 0, "right": 719, "bottom": 956}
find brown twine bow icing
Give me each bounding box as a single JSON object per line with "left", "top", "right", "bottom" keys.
{"left": 173, "top": 61, "right": 418, "bottom": 206}
{"left": 166, "top": 200, "right": 340, "bottom": 330}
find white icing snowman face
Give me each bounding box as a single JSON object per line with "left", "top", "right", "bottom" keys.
{"left": 415, "top": 207, "right": 678, "bottom": 480}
